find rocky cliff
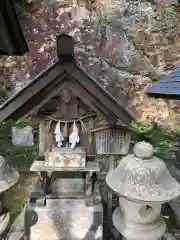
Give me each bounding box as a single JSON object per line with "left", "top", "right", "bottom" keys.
{"left": 0, "top": 0, "right": 180, "bottom": 128}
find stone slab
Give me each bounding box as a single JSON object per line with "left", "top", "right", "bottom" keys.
{"left": 30, "top": 160, "right": 99, "bottom": 172}
{"left": 45, "top": 147, "right": 86, "bottom": 168}
{"left": 51, "top": 176, "right": 85, "bottom": 193}
{"left": 6, "top": 231, "right": 24, "bottom": 240}
{"left": 30, "top": 199, "right": 103, "bottom": 240}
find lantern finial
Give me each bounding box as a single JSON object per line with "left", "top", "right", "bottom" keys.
{"left": 134, "top": 141, "right": 153, "bottom": 159}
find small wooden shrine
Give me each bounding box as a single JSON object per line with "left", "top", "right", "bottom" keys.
{"left": 0, "top": 34, "right": 136, "bottom": 205}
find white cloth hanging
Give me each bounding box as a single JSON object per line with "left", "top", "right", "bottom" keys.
{"left": 69, "top": 121, "right": 80, "bottom": 149}
{"left": 54, "top": 121, "right": 64, "bottom": 147}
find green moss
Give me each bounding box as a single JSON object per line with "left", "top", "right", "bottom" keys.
{"left": 3, "top": 172, "right": 38, "bottom": 224}
{"left": 131, "top": 121, "right": 178, "bottom": 161}
{"left": 0, "top": 120, "right": 38, "bottom": 168}
{"left": 151, "top": 76, "right": 160, "bottom": 82}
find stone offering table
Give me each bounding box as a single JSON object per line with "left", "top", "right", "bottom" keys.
{"left": 106, "top": 141, "right": 180, "bottom": 240}
{"left": 30, "top": 158, "right": 100, "bottom": 206}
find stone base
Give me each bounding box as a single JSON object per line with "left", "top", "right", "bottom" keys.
{"left": 163, "top": 232, "right": 176, "bottom": 240}
{"left": 113, "top": 208, "right": 166, "bottom": 240}
{"left": 51, "top": 172, "right": 85, "bottom": 193}
{"left": 6, "top": 231, "right": 24, "bottom": 240}
{"left": 45, "top": 147, "right": 86, "bottom": 168}
{"left": 29, "top": 199, "right": 103, "bottom": 240}
{"left": 0, "top": 211, "right": 10, "bottom": 235}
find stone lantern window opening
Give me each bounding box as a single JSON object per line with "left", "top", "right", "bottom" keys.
{"left": 139, "top": 205, "right": 153, "bottom": 217}
{"left": 106, "top": 141, "right": 180, "bottom": 240}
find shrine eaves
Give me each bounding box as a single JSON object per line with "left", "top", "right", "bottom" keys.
{"left": 0, "top": 0, "right": 29, "bottom": 56}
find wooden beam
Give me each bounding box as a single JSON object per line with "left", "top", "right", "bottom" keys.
{"left": 46, "top": 192, "right": 85, "bottom": 199}
{"left": 90, "top": 125, "right": 128, "bottom": 132}
{"left": 0, "top": 62, "right": 65, "bottom": 122}
{"left": 68, "top": 78, "right": 117, "bottom": 125}
{"left": 66, "top": 64, "right": 136, "bottom": 125}
{"left": 23, "top": 77, "right": 67, "bottom": 118}
{"left": 39, "top": 122, "right": 45, "bottom": 156}
{"left": 107, "top": 156, "right": 114, "bottom": 240}
{"left": 68, "top": 81, "right": 99, "bottom": 113}
{"left": 6, "top": 71, "right": 66, "bottom": 121}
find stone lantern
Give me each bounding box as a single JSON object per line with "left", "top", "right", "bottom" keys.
{"left": 106, "top": 141, "right": 180, "bottom": 240}
{"left": 0, "top": 156, "right": 19, "bottom": 235}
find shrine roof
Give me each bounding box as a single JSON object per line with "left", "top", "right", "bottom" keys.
{"left": 0, "top": 34, "right": 136, "bottom": 126}
{"left": 146, "top": 66, "right": 180, "bottom": 99}
{"left": 0, "top": 0, "right": 28, "bottom": 55}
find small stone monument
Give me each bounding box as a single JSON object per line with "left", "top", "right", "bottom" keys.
{"left": 106, "top": 141, "right": 180, "bottom": 240}
{"left": 0, "top": 156, "right": 19, "bottom": 235}
{"left": 12, "top": 126, "right": 34, "bottom": 147}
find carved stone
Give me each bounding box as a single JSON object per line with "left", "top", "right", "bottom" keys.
{"left": 45, "top": 147, "right": 86, "bottom": 168}
{"left": 60, "top": 86, "right": 72, "bottom": 103}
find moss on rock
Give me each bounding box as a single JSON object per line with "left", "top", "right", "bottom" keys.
{"left": 131, "top": 120, "right": 178, "bottom": 161}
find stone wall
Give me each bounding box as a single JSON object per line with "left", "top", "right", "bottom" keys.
{"left": 94, "top": 0, "right": 180, "bottom": 126}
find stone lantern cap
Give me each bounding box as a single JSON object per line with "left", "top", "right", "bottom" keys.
{"left": 0, "top": 156, "right": 19, "bottom": 194}
{"left": 106, "top": 141, "right": 180, "bottom": 202}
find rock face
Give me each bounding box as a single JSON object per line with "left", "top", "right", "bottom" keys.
{"left": 97, "top": 0, "right": 180, "bottom": 126}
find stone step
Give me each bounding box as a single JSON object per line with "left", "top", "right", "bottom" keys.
{"left": 6, "top": 231, "right": 24, "bottom": 240}
{"left": 29, "top": 199, "right": 103, "bottom": 240}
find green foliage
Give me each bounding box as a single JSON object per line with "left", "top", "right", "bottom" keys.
{"left": 0, "top": 120, "right": 38, "bottom": 168}
{"left": 131, "top": 121, "right": 178, "bottom": 161}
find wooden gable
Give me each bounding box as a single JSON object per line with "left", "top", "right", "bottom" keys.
{"left": 0, "top": 34, "right": 136, "bottom": 125}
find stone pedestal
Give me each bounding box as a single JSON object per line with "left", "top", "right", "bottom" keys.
{"left": 106, "top": 142, "right": 180, "bottom": 240}
{"left": 28, "top": 199, "right": 103, "bottom": 240}
{"left": 113, "top": 199, "right": 166, "bottom": 240}
{"left": 45, "top": 147, "right": 86, "bottom": 168}
{"left": 51, "top": 172, "right": 85, "bottom": 193}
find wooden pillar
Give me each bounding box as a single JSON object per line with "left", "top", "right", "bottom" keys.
{"left": 39, "top": 122, "right": 45, "bottom": 156}
{"left": 106, "top": 155, "right": 114, "bottom": 240}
